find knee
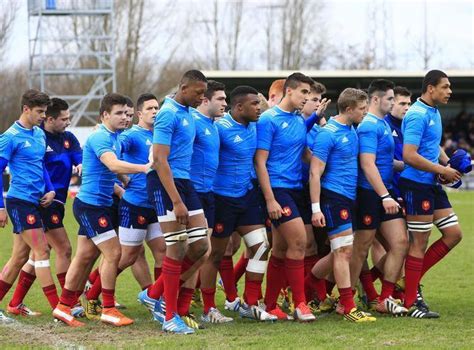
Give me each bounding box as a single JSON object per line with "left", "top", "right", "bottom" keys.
{"left": 334, "top": 246, "right": 352, "bottom": 262}
{"left": 210, "top": 249, "right": 224, "bottom": 269}
{"left": 104, "top": 247, "right": 122, "bottom": 265}
{"left": 446, "top": 228, "right": 463, "bottom": 247}
{"left": 59, "top": 242, "right": 72, "bottom": 261}
{"left": 190, "top": 239, "right": 209, "bottom": 259}
{"left": 288, "top": 237, "right": 306, "bottom": 255}
{"left": 33, "top": 246, "right": 51, "bottom": 261}
{"left": 120, "top": 252, "right": 138, "bottom": 269}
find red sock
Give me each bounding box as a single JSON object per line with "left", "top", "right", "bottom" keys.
{"left": 393, "top": 289, "right": 405, "bottom": 301}
{"left": 102, "top": 288, "right": 115, "bottom": 308}
{"left": 404, "top": 255, "right": 424, "bottom": 308}
{"left": 233, "top": 253, "right": 249, "bottom": 284}
{"left": 421, "top": 239, "right": 450, "bottom": 278}
{"left": 325, "top": 280, "right": 335, "bottom": 295}
{"left": 154, "top": 267, "right": 162, "bottom": 281}
{"left": 285, "top": 258, "right": 305, "bottom": 306}
{"left": 88, "top": 268, "right": 100, "bottom": 284}
{"left": 59, "top": 288, "right": 76, "bottom": 307}
{"left": 370, "top": 266, "right": 384, "bottom": 282}
{"left": 74, "top": 290, "right": 82, "bottom": 305}
{"left": 177, "top": 287, "right": 194, "bottom": 316}
{"left": 86, "top": 275, "right": 102, "bottom": 300}
{"left": 42, "top": 284, "right": 59, "bottom": 309}
{"left": 0, "top": 280, "right": 13, "bottom": 302}
{"left": 219, "top": 256, "right": 237, "bottom": 301}
{"left": 163, "top": 256, "right": 182, "bottom": 321}
{"left": 338, "top": 287, "right": 356, "bottom": 314}
{"left": 378, "top": 280, "right": 395, "bottom": 301}
{"left": 304, "top": 273, "right": 327, "bottom": 302}
{"left": 264, "top": 255, "right": 286, "bottom": 310}
{"left": 244, "top": 279, "right": 262, "bottom": 306}
{"left": 304, "top": 255, "right": 320, "bottom": 277}
{"left": 56, "top": 272, "right": 66, "bottom": 290}
{"left": 9, "top": 270, "right": 36, "bottom": 307}
{"left": 201, "top": 287, "right": 216, "bottom": 314}
{"left": 148, "top": 275, "right": 164, "bottom": 300}
{"left": 359, "top": 270, "right": 379, "bottom": 302}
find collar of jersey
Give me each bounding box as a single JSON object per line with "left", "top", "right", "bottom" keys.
{"left": 329, "top": 117, "right": 351, "bottom": 129}
{"left": 99, "top": 123, "right": 116, "bottom": 134}
{"left": 386, "top": 113, "right": 402, "bottom": 127}
{"left": 14, "top": 121, "right": 35, "bottom": 132}
{"left": 165, "top": 97, "right": 188, "bottom": 111}
{"left": 274, "top": 105, "right": 298, "bottom": 116}
{"left": 133, "top": 124, "right": 152, "bottom": 133}
{"left": 194, "top": 109, "right": 214, "bottom": 123}
{"left": 366, "top": 112, "right": 384, "bottom": 121}
{"left": 416, "top": 98, "right": 438, "bottom": 112}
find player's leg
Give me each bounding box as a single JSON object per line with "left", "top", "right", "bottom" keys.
{"left": 130, "top": 246, "right": 152, "bottom": 290}
{"left": 7, "top": 256, "right": 40, "bottom": 317}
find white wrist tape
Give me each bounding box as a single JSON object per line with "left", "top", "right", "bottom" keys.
{"left": 311, "top": 203, "right": 321, "bottom": 214}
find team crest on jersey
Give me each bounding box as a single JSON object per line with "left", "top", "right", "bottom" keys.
{"left": 422, "top": 200, "right": 431, "bottom": 211}
{"left": 363, "top": 215, "right": 372, "bottom": 226}
{"left": 98, "top": 217, "right": 108, "bottom": 228}
{"left": 282, "top": 206, "right": 292, "bottom": 217}
{"left": 64, "top": 140, "right": 70, "bottom": 149}
{"left": 137, "top": 215, "right": 147, "bottom": 225}
{"left": 340, "top": 209, "right": 349, "bottom": 220}
{"left": 215, "top": 223, "right": 224, "bottom": 233}
{"left": 51, "top": 214, "right": 60, "bottom": 224}
{"left": 26, "top": 214, "right": 36, "bottom": 225}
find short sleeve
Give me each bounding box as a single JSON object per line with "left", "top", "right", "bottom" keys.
{"left": 118, "top": 132, "right": 133, "bottom": 154}
{"left": 402, "top": 112, "right": 426, "bottom": 147}
{"left": 89, "top": 131, "right": 114, "bottom": 159}
{"left": 0, "top": 132, "right": 15, "bottom": 161}
{"left": 357, "top": 121, "right": 378, "bottom": 154}
{"left": 153, "top": 109, "right": 177, "bottom": 146}
{"left": 256, "top": 115, "right": 274, "bottom": 151}
{"left": 312, "top": 129, "right": 334, "bottom": 163}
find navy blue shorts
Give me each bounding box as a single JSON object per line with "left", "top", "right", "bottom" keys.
{"left": 399, "top": 178, "right": 451, "bottom": 216}
{"left": 6, "top": 197, "right": 43, "bottom": 234}
{"left": 119, "top": 198, "right": 158, "bottom": 229}
{"left": 355, "top": 188, "right": 404, "bottom": 230}
{"left": 320, "top": 189, "right": 355, "bottom": 236}
{"left": 197, "top": 191, "right": 215, "bottom": 229}
{"left": 213, "top": 187, "right": 264, "bottom": 238}
{"left": 270, "top": 188, "right": 311, "bottom": 227}
{"left": 73, "top": 198, "right": 115, "bottom": 240}
{"left": 111, "top": 194, "right": 121, "bottom": 229}
{"left": 147, "top": 172, "right": 202, "bottom": 221}
{"left": 40, "top": 200, "right": 66, "bottom": 231}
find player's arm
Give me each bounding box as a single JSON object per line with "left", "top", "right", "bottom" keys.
{"left": 309, "top": 156, "right": 326, "bottom": 227}
{"left": 40, "top": 162, "right": 56, "bottom": 208}
{"left": 301, "top": 147, "right": 312, "bottom": 164}
{"left": 114, "top": 182, "right": 125, "bottom": 198}
{"left": 438, "top": 146, "right": 449, "bottom": 166}
{"left": 152, "top": 144, "right": 188, "bottom": 225}
{"left": 393, "top": 159, "right": 404, "bottom": 172}
{"left": 100, "top": 152, "right": 148, "bottom": 174}
{"left": 0, "top": 157, "right": 9, "bottom": 227}
{"left": 255, "top": 149, "right": 283, "bottom": 220}
{"left": 70, "top": 133, "right": 83, "bottom": 175}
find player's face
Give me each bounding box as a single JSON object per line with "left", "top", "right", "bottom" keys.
{"left": 104, "top": 104, "right": 128, "bottom": 131}
{"left": 349, "top": 100, "right": 368, "bottom": 124}
{"left": 431, "top": 78, "right": 452, "bottom": 105}
{"left": 288, "top": 83, "right": 310, "bottom": 110}
{"left": 124, "top": 106, "right": 134, "bottom": 128}
{"left": 50, "top": 110, "right": 71, "bottom": 133}
{"left": 391, "top": 95, "right": 411, "bottom": 119}
{"left": 242, "top": 94, "right": 261, "bottom": 123}
{"left": 379, "top": 89, "right": 395, "bottom": 115}
{"left": 208, "top": 91, "right": 227, "bottom": 118}
{"left": 183, "top": 81, "right": 208, "bottom": 108}
{"left": 301, "top": 92, "right": 322, "bottom": 117}
{"left": 25, "top": 105, "right": 48, "bottom": 126}
{"left": 139, "top": 99, "right": 159, "bottom": 127}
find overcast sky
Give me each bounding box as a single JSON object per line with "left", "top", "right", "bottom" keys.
{"left": 5, "top": 0, "right": 474, "bottom": 70}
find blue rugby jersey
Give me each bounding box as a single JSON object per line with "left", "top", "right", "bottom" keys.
{"left": 77, "top": 124, "right": 121, "bottom": 206}
{"left": 385, "top": 113, "right": 403, "bottom": 195}
{"left": 152, "top": 97, "right": 195, "bottom": 180}
{"left": 119, "top": 125, "right": 153, "bottom": 208}
{"left": 401, "top": 99, "right": 442, "bottom": 185}
{"left": 302, "top": 124, "right": 322, "bottom": 184}
{"left": 213, "top": 113, "right": 256, "bottom": 198}
{"left": 357, "top": 113, "right": 395, "bottom": 190}
{"left": 312, "top": 118, "right": 359, "bottom": 200}
{"left": 257, "top": 106, "right": 307, "bottom": 189}
{"left": 190, "top": 108, "right": 220, "bottom": 193}
{"left": 42, "top": 129, "right": 82, "bottom": 203}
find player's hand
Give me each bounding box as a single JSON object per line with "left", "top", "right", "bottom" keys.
{"left": 440, "top": 165, "right": 461, "bottom": 183}
{"left": 312, "top": 212, "right": 326, "bottom": 227}
{"left": 258, "top": 93, "right": 270, "bottom": 112}
{"left": 316, "top": 98, "right": 331, "bottom": 117}
{"left": 382, "top": 197, "right": 400, "bottom": 215}
{"left": 40, "top": 191, "right": 55, "bottom": 207}
{"left": 173, "top": 201, "right": 189, "bottom": 226}
{"left": 73, "top": 164, "right": 83, "bottom": 176}
{"left": 0, "top": 209, "right": 8, "bottom": 228}
{"left": 266, "top": 199, "right": 283, "bottom": 220}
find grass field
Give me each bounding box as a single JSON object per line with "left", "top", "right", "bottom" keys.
{"left": 0, "top": 191, "right": 473, "bottom": 349}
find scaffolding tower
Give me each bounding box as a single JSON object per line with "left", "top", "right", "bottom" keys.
{"left": 27, "top": 0, "right": 116, "bottom": 126}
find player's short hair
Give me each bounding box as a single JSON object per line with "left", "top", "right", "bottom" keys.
{"left": 21, "top": 89, "right": 51, "bottom": 111}
{"left": 367, "top": 79, "right": 395, "bottom": 99}
{"left": 311, "top": 81, "right": 327, "bottom": 95}
{"left": 204, "top": 80, "right": 226, "bottom": 100}
{"left": 337, "top": 88, "right": 368, "bottom": 112}
{"left": 46, "top": 98, "right": 69, "bottom": 119}
{"left": 230, "top": 85, "right": 259, "bottom": 107}
{"left": 422, "top": 70, "right": 448, "bottom": 93}
{"left": 124, "top": 96, "right": 134, "bottom": 108}
{"left": 393, "top": 86, "right": 411, "bottom": 97}
{"left": 99, "top": 93, "right": 128, "bottom": 117}
{"left": 136, "top": 93, "right": 158, "bottom": 112}
{"left": 180, "top": 69, "right": 208, "bottom": 86}
{"left": 283, "top": 73, "right": 314, "bottom": 95}
{"left": 268, "top": 79, "right": 285, "bottom": 97}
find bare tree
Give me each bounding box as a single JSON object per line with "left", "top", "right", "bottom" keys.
{"left": 0, "top": 3, "right": 20, "bottom": 64}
